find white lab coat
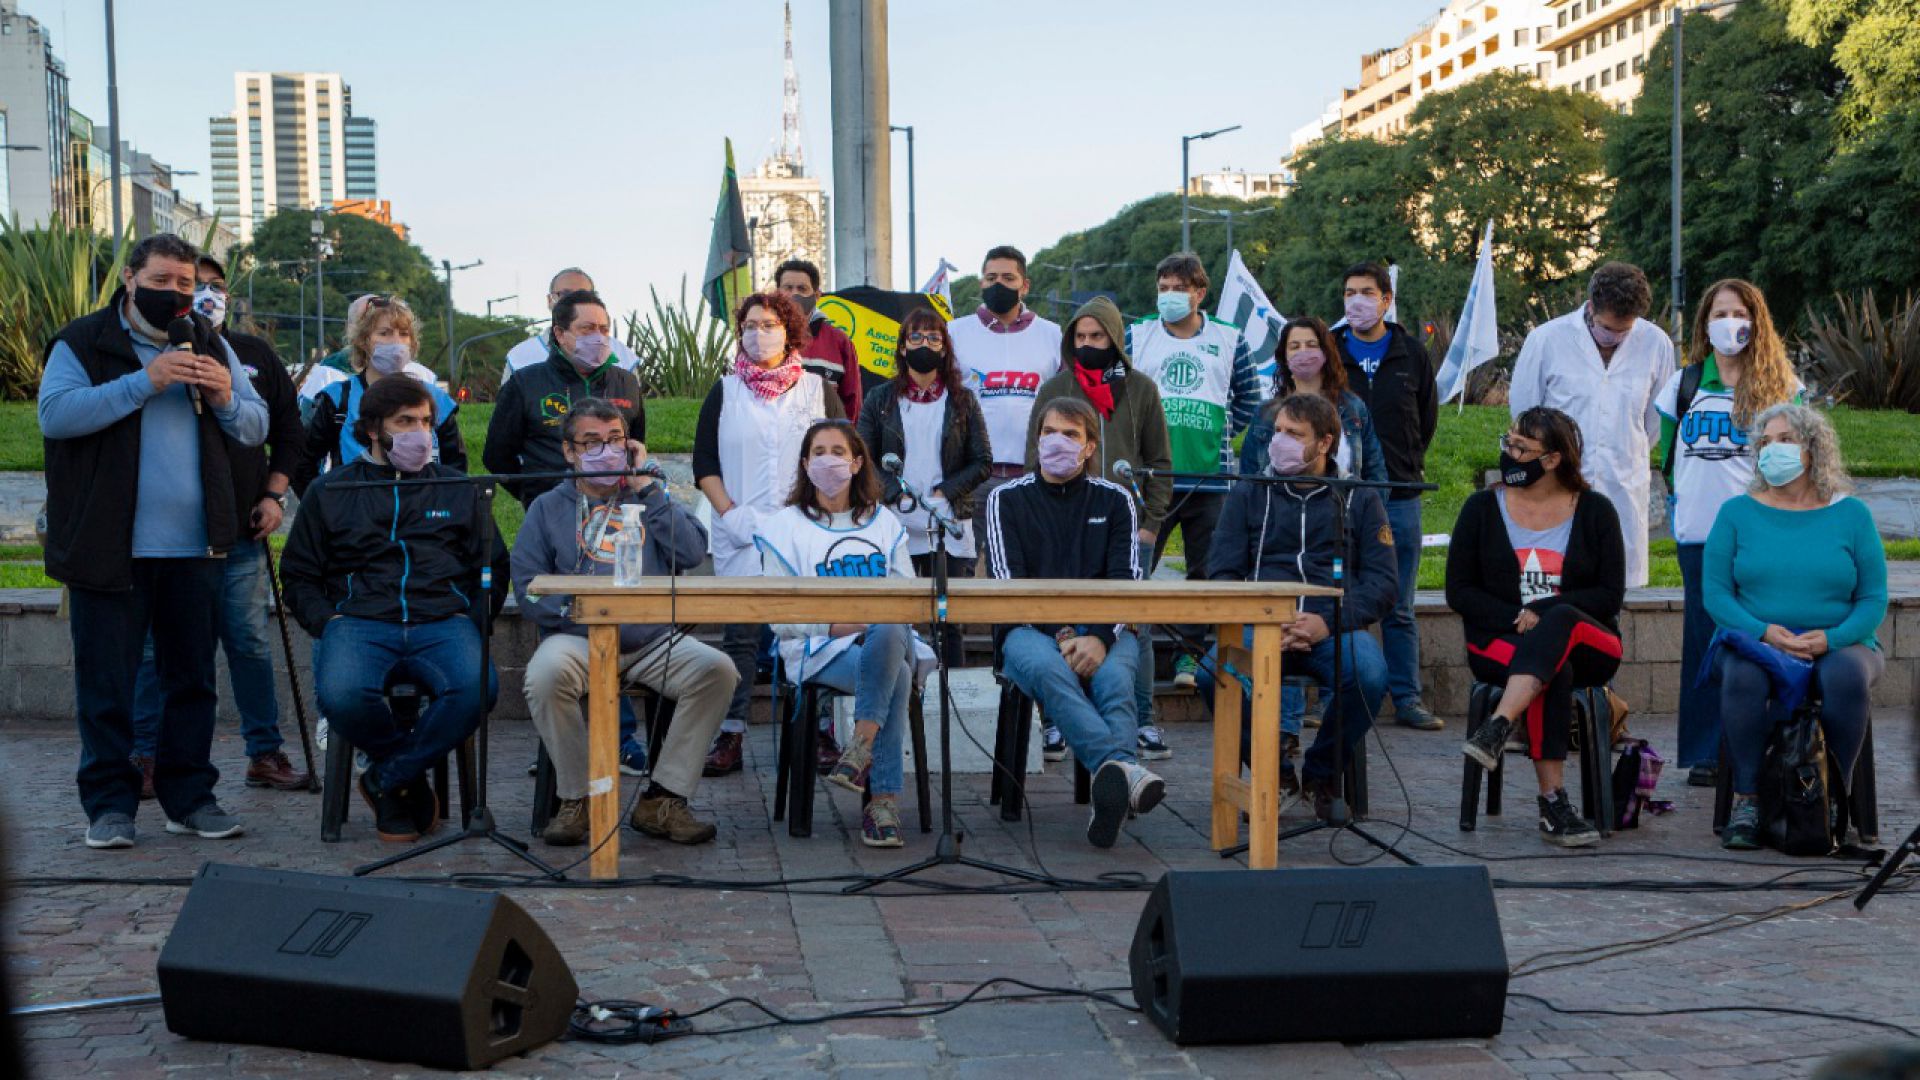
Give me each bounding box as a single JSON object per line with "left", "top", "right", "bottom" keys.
{"left": 1509, "top": 306, "right": 1676, "bottom": 588}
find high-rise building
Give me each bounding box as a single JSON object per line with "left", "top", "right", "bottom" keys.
{"left": 1338, "top": 0, "right": 1554, "bottom": 141}
{"left": 210, "top": 71, "right": 378, "bottom": 242}
{"left": 1540, "top": 0, "right": 1713, "bottom": 110}
{"left": 740, "top": 3, "right": 830, "bottom": 291}
{"left": 66, "top": 107, "right": 111, "bottom": 233}
{"left": 0, "top": 0, "right": 73, "bottom": 226}
{"left": 1186, "top": 169, "right": 1293, "bottom": 200}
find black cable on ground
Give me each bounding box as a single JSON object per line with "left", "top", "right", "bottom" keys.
{"left": 1507, "top": 992, "right": 1920, "bottom": 1041}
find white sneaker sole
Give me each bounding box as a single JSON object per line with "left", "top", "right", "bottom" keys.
{"left": 1463, "top": 740, "right": 1503, "bottom": 773}
{"left": 1137, "top": 745, "right": 1172, "bottom": 762}
{"left": 1128, "top": 771, "right": 1166, "bottom": 815}
{"left": 165, "top": 820, "right": 244, "bottom": 839}
{"left": 1540, "top": 826, "right": 1600, "bottom": 848}
{"left": 1088, "top": 763, "right": 1130, "bottom": 849}
{"left": 84, "top": 833, "right": 134, "bottom": 850}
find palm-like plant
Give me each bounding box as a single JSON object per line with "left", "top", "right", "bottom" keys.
{"left": 1799, "top": 291, "right": 1920, "bottom": 413}
{"left": 0, "top": 217, "right": 127, "bottom": 400}
{"left": 624, "top": 276, "right": 735, "bottom": 399}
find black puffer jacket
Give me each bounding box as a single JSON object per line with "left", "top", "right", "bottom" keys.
{"left": 280, "top": 456, "right": 509, "bottom": 636}
{"left": 855, "top": 380, "right": 992, "bottom": 518}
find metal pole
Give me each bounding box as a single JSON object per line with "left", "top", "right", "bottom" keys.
{"left": 444, "top": 259, "right": 457, "bottom": 383}
{"left": 830, "top": 0, "right": 893, "bottom": 288}
{"left": 105, "top": 0, "right": 124, "bottom": 258}
{"left": 1225, "top": 211, "right": 1234, "bottom": 254}
{"left": 904, "top": 125, "right": 916, "bottom": 286}
{"left": 314, "top": 216, "right": 325, "bottom": 355}
{"left": 1669, "top": 7, "right": 1684, "bottom": 341}
{"left": 297, "top": 275, "right": 307, "bottom": 362}
{"left": 1181, "top": 135, "right": 1191, "bottom": 250}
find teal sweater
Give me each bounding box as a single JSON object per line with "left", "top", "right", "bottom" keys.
{"left": 1702, "top": 495, "right": 1887, "bottom": 651}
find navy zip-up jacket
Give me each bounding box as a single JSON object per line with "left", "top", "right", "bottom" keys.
{"left": 1206, "top": 471, "right": 1399, "bottom": 633}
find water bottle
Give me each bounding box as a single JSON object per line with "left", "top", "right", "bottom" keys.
{"left": 613, "top": 503, "right": 645, "bottom": 586}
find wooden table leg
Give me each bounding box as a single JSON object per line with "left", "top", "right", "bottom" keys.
{"left": 1247, "top": 623, "right": 1284, "bottom": 870}
{"left": 587, "top": 625, "right": 622, "bottom": 880}
{"left": 1211, "top": 623, "right": 1243, "bottom": 850}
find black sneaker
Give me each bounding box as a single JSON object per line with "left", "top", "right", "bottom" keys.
{"left": 1041, "top": 723, "right": 1067, "bottom": 763}
{"left": 1463, "top": 715, "right": 1514, "bottom": 772}
{"left": 357, "top": 772, "right": 420, "bottom": 843}
{"left": 1304, "top": 776, "right": 1338, "bottom": 823}
{"left": 1722, "top": 795, "right": 1761, "bottom": 850}
{"left": 405, "top": 773, "right": 441, "bottom": 837}
{"left": 1538, "top": 790, "right": 1599, "bottom": 848}
{"left": 1687, "top": 764, "right": 1719, "bottom": 788}
{"left": 1087, "top": 761, "right": 1131, "bottom": 849}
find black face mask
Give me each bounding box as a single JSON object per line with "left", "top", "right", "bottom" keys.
{"left": 1500, "top": 451, "right": 1549, "bottom": 489}
{"left": 790, "top": 293, "right": 817, "bottom": 318}
{"left": 981, "top": 282, "right": 1020, "bottom": 316}
{"left": 132, "top": 285, "right": 190, "bottom": 330}
{"left": 1074, "top": 344, "right": 1117, "bottom": 371}
{"left": 903, "top": 346, "right": 943, "bottom": 374}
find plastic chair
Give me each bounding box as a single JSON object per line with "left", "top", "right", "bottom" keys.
{"left": 320, "top": 682, "right": 474, "bottom": 843}
{"left": 1458, "top": 681, "right": 1613, "bottom": 834}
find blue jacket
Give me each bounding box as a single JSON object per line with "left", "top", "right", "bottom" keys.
{"left": 1239, "top": 392, "right": 1387, "bottom": 484}
{"left": 1206, "top": 470, "right": 1399, "bottom": 633}
{"left": 293, "top": 372, "right": 466, "bottom": 495}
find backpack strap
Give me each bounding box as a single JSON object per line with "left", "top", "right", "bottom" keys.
{"left": 1661, "top": 361, "right": 1705, "bottom": 483}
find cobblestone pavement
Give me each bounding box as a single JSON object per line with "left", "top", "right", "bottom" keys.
{"left": 4, "top": 701, "right": 1916, "bottom": 1078}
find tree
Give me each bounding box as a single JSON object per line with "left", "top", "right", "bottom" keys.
{"left": 1798, "top": 101, "right": 1920, "bottom": 302}
{"left": 1403, "top": 70, "right": 1613, "bottom": 323}
{"left": 233, "top": 211, "right": 443, "bottom": 368}
{"left": 1785, "top": 0, "right": 1920, "bottom": 137}
{"left": 1603, "top": 0, "right": 1845, "bottom": 329}
{"left": 1265, "top": 135, "right": 1423, "bottom": 323}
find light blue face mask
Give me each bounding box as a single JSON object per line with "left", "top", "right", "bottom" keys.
{"left": 1757, "top": 442, "right": 1804, "bottom": 487}
{"left": 1157, "top": 290, "right": 1193, "bottom": 324}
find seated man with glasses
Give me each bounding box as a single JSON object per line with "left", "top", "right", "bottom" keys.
{"left": 511, "top": 398, "right": 737, "bottom": 847}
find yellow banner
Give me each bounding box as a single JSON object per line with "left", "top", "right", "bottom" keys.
{"left": 816, "top": 289, "right": 953, "bottom": 379}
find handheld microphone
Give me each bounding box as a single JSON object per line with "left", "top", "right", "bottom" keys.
{"left": 167, "top": 317, "right": 204, "bottom": 415}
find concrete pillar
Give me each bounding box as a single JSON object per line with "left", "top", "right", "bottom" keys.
{"left": 828, "top": 0, "right": 892, "bottom": 289}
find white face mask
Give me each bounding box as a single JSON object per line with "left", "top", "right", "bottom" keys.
{"left": 1707, "top": 317, "right": 1752, "bottom": 356}
{"left": 741, "top": 327, "right": 786, "bottom": 363}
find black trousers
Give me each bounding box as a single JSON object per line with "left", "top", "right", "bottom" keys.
{"left": 1466, "top": 605, "right": 1621, "bottom": 763}
{"left": 68, "top": 558, "right": 226, "bottom": 822}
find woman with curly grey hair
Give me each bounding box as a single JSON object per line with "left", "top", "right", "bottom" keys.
{"left": 1701, "top": 404, "right": 1888, "bottom": 849}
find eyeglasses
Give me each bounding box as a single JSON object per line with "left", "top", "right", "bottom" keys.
{"left": 1499, "top": 435, "right": 1543, "bottom": 459}
{"left": 569, "top": 437, "right": 625, "bottom": 454}
{"left": 903, "top": 332, "right": 941, "bottom": 347}
{"left": 740, "top": 319, "right": 783, "bottom": 333}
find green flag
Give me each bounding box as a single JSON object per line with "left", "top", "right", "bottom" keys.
{"left": 702, "top": 138, "right": 754, "bottom": 327}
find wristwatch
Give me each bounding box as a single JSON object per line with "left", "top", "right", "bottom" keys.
{"left": 267, "top": 490, "right": 290, "bottom": 508}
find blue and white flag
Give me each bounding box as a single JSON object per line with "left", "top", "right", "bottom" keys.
{"left": 1215, "top": 249, "right": 1286, "bottom": 383}
{"left": 919, "top": 258, "right": 959, "bottom": 308}
{"left": 1436, "top": 221, "right": 1499, "bottom": 406}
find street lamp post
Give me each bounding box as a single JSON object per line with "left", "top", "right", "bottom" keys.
{"left": 105, "top": 0, "right": 125, "bottom": 257}
{"left": 1669, "top": 0, "right": 1742, "bottom": 343}
{"left": 1191, "top": 204, "right": 1275, "bottom": 254}
{"left": 443, "top": 258, "right": 482, "bottom": 384}
{"left": 1180, "top": 125, "right": 1241, "bottom": 250}
{"left": 312, "top": 212, "right": 328, "bottom": 353}
{"left": 486, "top": 294, "right": 518, "bottom": 320}
{"left": 890, "top": 124, "right": 916, "bottom": 286}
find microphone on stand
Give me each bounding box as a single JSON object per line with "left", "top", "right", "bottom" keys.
{"left": 1112, "top": 458, "right": 1145, "bottom": 507}
{"left": 880, "top": 453, "right": 920, "bottom": 513}
{"left": 167, "top": 317, "right": 204, "bottom": 416}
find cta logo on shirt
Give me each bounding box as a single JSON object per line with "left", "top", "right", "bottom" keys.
{"left": 976, "top": 370, "right": 1043, "bottom": 398}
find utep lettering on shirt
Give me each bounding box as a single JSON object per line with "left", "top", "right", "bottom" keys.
{"left": 815, "top": 537, "right": 889, "bottom": 578}
{"left": 1679, "top": 410, "right": 1748, "bottom": 461}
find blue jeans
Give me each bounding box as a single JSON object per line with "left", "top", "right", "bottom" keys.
{"left": 1675, "top": 543, "right": 1721, "bottom": 768}
{"left": 1004, "top": 627, "right": 1141, "bottom": 772}
{"left": 804, "top": 623, "right": 914, "bottom": 797}
{"left": 68, "top": 559, "right": 226, "bottom": 822}
{"left": 1383, "top": 496, "right": 1424, "bottom": 708}
{"left": 1133, "top": 541, "right": 1158, "bottom": 729}
{"left": 1201, "top": 628, "right": 1386, "bottom": 782}
{"left": 313, "top": 615, "right": 494, "bottom": 791}
{"left": 131, "top": 541, "right": 282, "bottom": 760}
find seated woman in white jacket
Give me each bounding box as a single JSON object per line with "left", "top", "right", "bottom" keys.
{"left": 754, "top": 419, "right": 918, "bottom": 849}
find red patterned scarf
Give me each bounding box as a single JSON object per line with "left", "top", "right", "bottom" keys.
{"left": 734, "top": 351, "right": 804, "bottom": 400}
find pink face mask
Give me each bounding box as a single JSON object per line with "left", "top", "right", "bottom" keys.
{"left": 1286, "top": 348, "right": 1326, "bottom": 379}
{"left": 1587, "top": 308, "right": 1630, "bottom": 350}
{"left": 1037, "top": 432, "right": 1084, "bottom": 478}
{"left": 806, "top": 454, "right": 853, "bottom": 499}
{"left": 1344, "top": 294, "right": 1382, "bottom": 333}
{"left": 1267, "top": 431, "right": 1310, "bottom": 475}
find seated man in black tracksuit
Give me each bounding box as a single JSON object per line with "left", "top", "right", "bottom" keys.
{"left": 1203, "top": 393, "right": 1398, "bottom": 821}
{"left": 281, "top": 376, "right": 509, "bottom": 843}
{"left": 984, "top": 397, "right": 1164, "bottom": 849}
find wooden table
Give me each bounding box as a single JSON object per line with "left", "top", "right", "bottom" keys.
{"left": 527, "top": 575, "right": 1337, "bottom": 878}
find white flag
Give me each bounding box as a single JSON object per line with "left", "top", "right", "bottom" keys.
{"left": 1435, "top": 221, "right": 1499, "bottom": 406}
{"left": 1385, "top": 262, "right": 1400, "bottom": 324}
{"left": 919, "top": 258, "right": 959, "bottom": 308}
{"left": 1215, "top": 249, "right": 1286, "bottom": 384}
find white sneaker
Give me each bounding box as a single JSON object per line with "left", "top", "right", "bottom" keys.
{"left": 1120, "top": 761, "right": 1166, "bottom": 815}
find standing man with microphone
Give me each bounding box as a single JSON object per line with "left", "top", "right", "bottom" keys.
{"left": 38, "top": 234, "right": 269, "bottom": 850}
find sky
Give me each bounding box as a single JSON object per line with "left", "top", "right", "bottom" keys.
{"left": 30, "top": 0, "right": 1444, "bottom": 320}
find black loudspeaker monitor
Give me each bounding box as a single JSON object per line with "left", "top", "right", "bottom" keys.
{"left": 158, "top": 863, "right": 578, "bottom": 1070}
{"left": 1129, "top": 866, "right": 1508, "bottom": 1045}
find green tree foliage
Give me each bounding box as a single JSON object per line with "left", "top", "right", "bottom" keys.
{"left": 233, "top": 211, "right": 445, "bottom": 369}
{"left": 1798, "top": 102, "right": 1920, "bottom": 300}
{"left": 1264, "top": 136, "right": 1423, "bottom": 322}
{"left": 1402, "top": 70, "right": 1613, "bottom": 322}
{"left": 0, "top": 217, "right": 126, "bottom": 399}
{"left": 1604, "top": 1, "right": 1845, "bottom": 328}
{"left": 1785, "top": 0, "right": 1920, "bottom": 136}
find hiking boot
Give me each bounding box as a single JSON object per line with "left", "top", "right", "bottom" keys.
{"left": 630, "top": 793, "right": 717, "bottom": 845}
{"left": 1396, "top": 700, "right": 1444, "bottom": 731}
{"left": 1463, "top": 715, "right": 1515, "bottom": 772}
{"left": 826, "top": 732, "right": 874, "bottom": 794}
{"left": 85, "top": 812, "right": 136, "bottom": 850}
{"left": 542, "top": 798, "right": 590, "bottom": 846}
{"left": 1041, "top": 723, "right": 1067, "bottom": 763}
{"left": 357, "top": 772, "right": 419, "bottom": 843}
{"left": 861, "top": 798, "right": 904, "bottom": 848}
{"left": 1538, "top": 790, "right": 1599, "bottom": 848}
{"left": 1304, "top": 776, "right": 1339, "bottom": 823}
{"left": 1088, "top": 761, "right": 1132, "bottom": 849}
{"left": 816, "top": 723, "right": 841, "bottom": 776}
{"left": 1687, "top": 764, "right": 1719, "bottom": 788}
{"left": 1120, "top": 761, "right": 1166, "bottom": 816}
{"left": 1722, "top": 795, "right": 1762, "bottom": 850}
{"left": 1171, "top": 654, "right": 1199, "bottom": 689}
{"left": 703, "top": 731, "right": 744, "bottom": 777}
{"left": 246, "top": 749, "right": 311, "bottom": 791}
{"left": 1280, "top": 733, "right": 1301, "bottom": 802}
{"left": 1136, "top": 725, "right": 1172, "bottom": 761}
{"left": 1303, "top": 695, "right": 1324, "bottom": 729}
{"left": 619, "top": 739, "right": 650, "bottom": 777}
{"left": 165, "top": 803, "right": 245, "bottom": 840}
{"left": 132, "top": 754, "right": 156, "bottom": 800}
{"left": 405, "top": 774, "right": 441, "bottom": 837}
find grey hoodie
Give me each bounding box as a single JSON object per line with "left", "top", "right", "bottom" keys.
{"left": 510, "top": 478, "right": 710, "bottom": 653}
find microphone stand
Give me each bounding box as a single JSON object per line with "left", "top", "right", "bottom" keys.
{"left": 845, "top": 462, "right": 1052, "bottom": 893}
{"left": 1141, "top": 466, "right": 1430, "bottom": 866}
{"left": 335, "top": 465, "right": 653, "bottom": 880}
